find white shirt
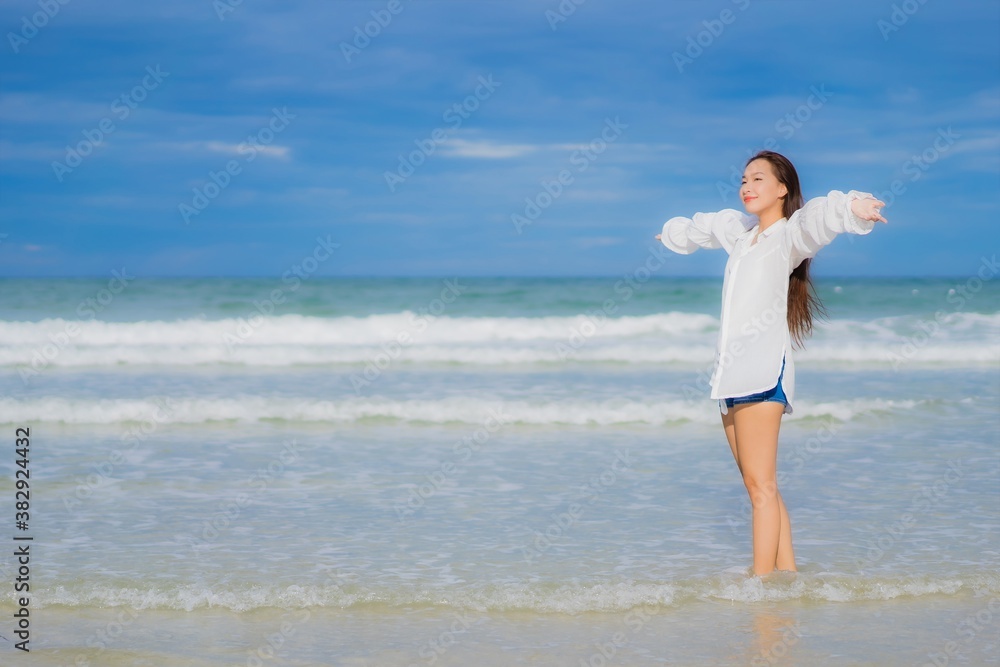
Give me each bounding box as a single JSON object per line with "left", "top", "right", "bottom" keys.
{"left": 660, "top": 190, "right": 876, "bottom": 414}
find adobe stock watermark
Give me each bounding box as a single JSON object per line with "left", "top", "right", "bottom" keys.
{"left": 350, "top": 278, "right": 468, "bottom": 393}
{"left": 178, "top": 106, "right": 296, "bottom": 225}
{"left": 62, "top": 397, "right": 177, "bottom": 513}
{"left": 579, "top": 604, "right": 660, "bottom": 667}
{"left": 727, "top": 416, "right": 840, "bottom": 536}
{"left": 681, "top": 289, "right": 787, "bottom": 404}
{"left": 556, "top": 244, "right": 670, "bottom": 359}
{"left": 279, "top": 569, "right": 354, "bottom": 611}
{"left": 887, "top": 254, "right": 997, "bottom": 370}
{"left": 7, "top": 0, "right": 72, "bottom": 53}
{"left": 918, "top": 596, "right": 1000, "bottom": 667}
{"left": 384, "top": 75, "right": 501, "bottom": 192}
{"left": 545, "top": 0, "right": 587, "bottom": 31}
{"left": 716, "top": 85, "right": 833, "bottom": 201}
{"left": 241, "top": 610, "right": 312, "bottom": 667}
{"left": 672, "top": 0, "right": 752, "bottom": 73}
{"left": 18, "top": 267, "right": 135, "bottom": 384}
{"left": 315, "top": 568, "right": 354, "bottom": 601}
{"left": 751, "top": 621, "right": 804, "bottom": 667}
{"left": 393, "top": 406, "right": 511, "bottom": 523}
{"left": 51, "top": 65, "right": 170, "bottom": 182}
{"left": 176, "top": 439, "right": 310, "bottom": 556}
{"left": 412, "top": 612, "right": 479, "bottom": 667}
{"left": 873, "top": 127, "right": 959, "bottom": 211}
{"left": 340, "top": 0, "right": 409, "bottom": 63}
{"left": 877, "top": 0, "right": 931, "bottom": 41}
{"left": 213, "top": 0, "right": 244, "bottom": 21}
{"left": 66, "top": 591, "right": 155, "bottom": 667}
{"left": 518, "top": 449, "right": 633, "bottom": 564}
{"left": 854, "top": 458, "right": 965, "bottom": 569}
{"left": 223, "top": 235, "right": 340, "bottom": 351}
{"left": 511, "top": 116, "right": 628, "bottom": 235}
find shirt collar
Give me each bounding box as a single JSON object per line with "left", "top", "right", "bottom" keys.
{"left": 756, "top": 217, "right": 787, "bottom": 238}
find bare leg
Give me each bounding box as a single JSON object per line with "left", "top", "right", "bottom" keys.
{"left": 721, "top": 404, "right": 797, "bottom": 574}
{"left": 731, "top": 401, "right": 791, "bottom": 576}
{"left": 775, "top": 491, "right": 796, "bottom": 572}
{"left": 722, "top": 407, "right": 739, "bottom": 470}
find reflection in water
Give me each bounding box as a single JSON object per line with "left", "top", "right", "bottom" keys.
{"left": 746, "top": 604, "right": 803, "bottom": 666}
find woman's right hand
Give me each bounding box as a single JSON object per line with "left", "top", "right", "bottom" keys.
{"left": 851, "top": 197, "right": 888, "bottom": 223}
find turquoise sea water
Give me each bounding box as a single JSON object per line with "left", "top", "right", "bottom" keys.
{"left": 0, "top": 276, "right": 997, "bottom": 665}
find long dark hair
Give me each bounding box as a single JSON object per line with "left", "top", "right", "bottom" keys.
{"left": 746, "top": 150, "right": 826, "bottom": 348}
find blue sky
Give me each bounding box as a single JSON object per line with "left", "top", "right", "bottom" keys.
{"left": 0, "top": 0, "right": 997, "bottom": 277}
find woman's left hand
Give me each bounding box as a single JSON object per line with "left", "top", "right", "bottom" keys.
{"left": 851, "top": 197, "right": 888, "bottom": 223}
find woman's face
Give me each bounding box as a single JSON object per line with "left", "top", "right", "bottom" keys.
{"left": 741, "top": 159, "right": 788, "bottom": 220}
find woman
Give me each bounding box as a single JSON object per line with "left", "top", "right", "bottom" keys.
{"left": 655, "top": 151, "right": 887, "bottom": 576}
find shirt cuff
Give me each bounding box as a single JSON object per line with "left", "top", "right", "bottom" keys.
{"left": 844, "top": 190, "right": 877, "bottom": 235}
{"left": 660, "top": 218, "right": 694, "bottom": 254}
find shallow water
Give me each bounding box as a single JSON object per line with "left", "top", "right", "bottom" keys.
{"left": 0, "top": 277, "right": 997, "bottom": 663}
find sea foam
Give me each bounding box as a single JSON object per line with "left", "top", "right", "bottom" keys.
{"left": 0, "top": 312, "right": 996, "bottom": 368}
{"left": 0, "top": 395, "right": 926, "bottom": 426}
{"left": 25, "top": 570, "right": 999, "bottom": 613}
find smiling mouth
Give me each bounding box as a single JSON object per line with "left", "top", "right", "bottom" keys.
{"left": 743, "top": 197, "right": 757, "bottom": 203}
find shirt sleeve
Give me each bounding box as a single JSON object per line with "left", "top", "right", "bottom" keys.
{"left": 659, "top": 208, "right": 753, "bottom": 255}
{"left": 785, "top": 190, "right": 877, "bottom": 267}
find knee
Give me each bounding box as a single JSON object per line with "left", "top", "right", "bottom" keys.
{"left": 743, "top": 475, "right": 778, "bottom": 508}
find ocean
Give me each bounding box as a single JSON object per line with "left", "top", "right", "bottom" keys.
{"left": 0, "top": 275, "right": 997, "bottom": 666}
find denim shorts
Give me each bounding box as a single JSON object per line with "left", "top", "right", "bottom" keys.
{"left": 723, "top": 357, "right": 787, "bottom": 409}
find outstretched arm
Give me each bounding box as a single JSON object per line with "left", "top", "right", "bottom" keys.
{"left": 656, "top": 209, "right": 754, "bottom": 255}
{"left": 786, "top": 190, "right": 887, "bottom": 267}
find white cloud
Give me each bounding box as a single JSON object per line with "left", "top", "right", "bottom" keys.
{"left": 204, "top": 141, "right": 290, "bottom": 159}
{"left": 439, "top": 138, "right": 538, "bottom": 159}
{"left": 949, "top": 134, "right": 1000, "bottom": 156}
